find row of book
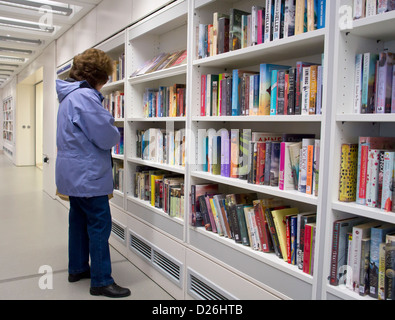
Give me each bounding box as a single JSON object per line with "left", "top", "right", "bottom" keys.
{"left": 338, "top": 136, "right": 395, "bottom": 213}
{"left": 197, "top": 1, "right": 326, "bottom": 59}
{"left": 103, "top": 90, "right": 124, "bottom": 120}
{"left": 112, "top": 160, "right": 124, "bottom": 193}
{"left": 329, "top": 216, "right": 395, "bottom": 300}
{"left": 198, "top": 129, "right": 320, "bottom": 195}
{"left": 190, "top": 187, "right": 317, "bottom": 274}
{"left": 143, "top": 84, "right": 186, "bottom": 118}
{"left": 201, "top": 62, "right": 323, "bottom": 117}
{"left": 133, "top": 166, "right": 184, "bottom": 219}
{"left": 135, "top": 128, "right": 186, "bottom": 167}
{"left": 353, "top": 51, "right": 395, "bottom": 114}
{"left": 353, "top": 0, "right": 395, "bottom": 19}
{"left": 112, "top": 127, "right": 124, "bottom": 156}
{"left": 108, "top": 53, "right": 125, "bottom": 83}
{"left": 130, "top": 49, "right": 187, "bottom": 78}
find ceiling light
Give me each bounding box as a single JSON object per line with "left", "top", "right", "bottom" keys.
{"left": 0, "top": 47, "right": 33, "bottom": 55}
{"left": 0, "top": 17, "right": 55, "bottom": 33}
{"left": 0, "top": 35, "right": 42, "bottom": 46}
{"left": 0, "top": 55, "right": 25, "bottom": 63}
{"left": 0, "top": 68, "right": 13, "bottom": 72}
{"left": 0, "top": 63, "right": 19, "bottom": 67}
{"left": 0, "top": 0, "right": 72, "bottom": 16}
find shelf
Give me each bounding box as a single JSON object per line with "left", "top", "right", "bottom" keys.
{"left": 128, "top": 64, "right": 187, "bottom": 85}
{"left": 127, "top": 117, "right": 186, "bottom": 122}
{"left": 332, "top": 200, "right": 395, "bottom": 225}
{"left": 102, "top": 79, "right": 125, "bottom": 92}
{"left": 193, "top": 29, "right": 325, "bottom": 69}
{"left": 343, "top": 10, "right": 395, "bottom": 41}
{"left": 127, "top": 157, "right": 186, "bottom": 174}
{"left": 191, "top": 171, "right": 318, "bottom": 205}
{"left": 326, "top": 283, "right": 376, "bottom": 300}
{"left": 192, "top": 115, "right": 322, "bottom": 122}
{"left": 112, "top": 153, "right": 124, "bottom": 160}
{"left": 336, "top": 113, "right": 395, "bottom": 123}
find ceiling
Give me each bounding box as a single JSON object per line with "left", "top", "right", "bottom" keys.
{"left": 0, "top": 0, "right": 102, "bottom": 89}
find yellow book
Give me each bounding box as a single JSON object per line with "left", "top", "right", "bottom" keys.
{"left": 150, "top": 174, "right": 164, "bottom": 207}
{"left": 271, "top": 207, "right": 299, "bottom": 261}
{"left": 295, "top": 0, "right": 306, "bottom": 35}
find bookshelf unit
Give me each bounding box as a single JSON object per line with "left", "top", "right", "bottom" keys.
{"left": 96, "top": 31, "right": 127, "bottom": 210}
{"left": 2, "top": 96, "right": 14, "bottom": 159}
{"left": 323, "top": 1, "right": 395, "bottom": 301}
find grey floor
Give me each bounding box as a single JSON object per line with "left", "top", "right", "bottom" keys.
{"left": 0, "top": 154, "right": 174, "bottom": 300}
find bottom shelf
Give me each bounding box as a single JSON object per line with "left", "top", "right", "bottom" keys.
{"left": 189, "top": 227, "right": 313, "bottom": 300}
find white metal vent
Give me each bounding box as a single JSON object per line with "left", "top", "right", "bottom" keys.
{"left": 130, "top": 233, "right": 152, "bottom": 261}
{"left": 111, "top": 219, "right": 126, "bottom": 245}
{"left": 187, "top": 269, "right": 236, "bottom": 300}
{"left": 129, "top": 230, "right": 183, "bottom": 288}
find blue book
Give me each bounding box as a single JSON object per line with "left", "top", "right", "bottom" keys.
{"left": 316, "top": 0, "right": 326, "bottom": 29}
{"left": 270, "top": 70, "right": 278, "bottom": 115}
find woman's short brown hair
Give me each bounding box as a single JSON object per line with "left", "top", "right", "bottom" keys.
{"left": 69, "top": 48, "right": 113, "bottom": 89}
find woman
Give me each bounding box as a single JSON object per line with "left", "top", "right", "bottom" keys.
{"left": 56, "top": 48, "right": 130, "bottom": 298}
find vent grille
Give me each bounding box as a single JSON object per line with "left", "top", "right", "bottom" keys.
{"left": 129, "top": 230, "right": 183, "bottom": 288}
{"left": 153, "top": 249, "right": 181, "bottom": 282}
{"left": 111, "top": 220, "right": 126, "bottom": 245}
{"left": 130, "top": 233, "right": 152, "bottom": 260}
{"left": 187, "top": 269, "right": 235, "bottom": 300}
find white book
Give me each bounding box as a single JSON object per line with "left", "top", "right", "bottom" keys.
{"left": 353, "top": 53, "right": 363, "bottom": 114}
{"left": 284, "top": 0, "right": 296, "bottom": 38}
{"left": 251, "top": 5, "right": 263, "bottom": 44}
{"left": 298, "top": 138, "right": 315, "bottom": 193}
{"left": 279, "top": 142, "right": 296, "bottom": 190}
{"left": 264, "top": 0, "right": 273, "bottom": 43}
{"left": 354, "top": 0, "right": 366, "bottom": 19}
{"left": 301, "top": 66, "right": 310, "bottom": 115}
{"left": 273, "top": 0, "right": 282, "bottom": 40}
{"left": 207, "top": 128, "right": 216, "bottom": 173}
{"left": 381, "top": 151, "right": 395, "bottom": 210}
{"left": 366, "top": 0, "right": 377, "bottom": 16}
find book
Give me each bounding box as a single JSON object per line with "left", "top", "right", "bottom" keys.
{"left": 220, "top": 129, "right": 230, "bottom": 177}
{"left": 298, "top": 138, "right": 315, "bottom": 193}
{"left": 218, "top": 17, "right": 230, "bottom": 54}
{"left": 297, "top": 212, "right": 316, "bottom": 270}
{"left": 229, "top": 8, "right": 250, "bottom": 51}
{"left": 191, "top": 184, "right": 219, "bottom": 226}
{"left": 313, "top": 139, "right": 320, "bottom": 196}
{"left": 356, "top": 136, "right": 395, "bottom": 205}
{"left": 301, "top": 66, "right": 310, "bottom": 115}
{"left": 270, "top": 141, "right": 281, "bottom": 186}
{"left": 289, "top": 141, "right": 302, "bottom": 189}
{"left": 376, "top": 52, "right": 394, "bottom": 113}
{"left": 279, "top": 142, "right": 296, "bottom": 190}
{"left": 271, "top": 207, "right": 299, "bottom": 261}
{"left": 284, "top": 0, "right": 296, "bottom": 38}
{"left": 230, "top": 129, "right": 239, "bottom": 178}
{"left": 385, "top": 233, "right": 395, "bottom": 300}
{"left": 361, "top": 52, "right": 379, "bottom": 114}
{"left": 329, "top": 216, "right": 366, "bottom": 286}
{"left": 366, "top": 149, "right": 384, "bottom": 208}
{"left": 358, "top": 237, "right": 371, "bottom": 296}
{"left": 338, "top": 143, "right": 358, "bottom": 202}
{"left": 354, "top": 0, "right": 366, "bottom": 19}
{"left": 303, "top": 222, "right": 316, "bottom": 274}
{"left": 253, "top": 199, "right": 277, "bottom": 252}
{"left": 369, "top": 224, "right": 395, "bottom": 298}
{"left": 349, "top": 220, "right": 382, "bottom": 293}
{"left": 381, "top": 151, "right": 395, "bottom": 211}
{"left": 258, "top": 64, "right": 290, "bottom": 115}
{"left": 295, "top": 0, "right": 306, "bottom": 35}
{"left": 378, "top": 0, "right": 395, "bottom": 13}
{"left": 264, "top": 0, "right": 274, "bottom": 43}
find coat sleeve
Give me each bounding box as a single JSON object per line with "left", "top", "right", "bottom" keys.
{"left": 72, "top": 93, "right": 120, "bottom": 151}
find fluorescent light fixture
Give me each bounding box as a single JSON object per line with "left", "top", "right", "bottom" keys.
{"left": 0, "top": 55, "right": 25, "bottom": 62}
{"left": 0, "top": 63, "right": 19, "bottom": 67}
{"left": 0, "top": 74, "right": 11, "bottom": 77}
{"left": 0, "top": 35, "right": 42, "bottom": 46}
{"left": 0, "top": 69, "right": 13, "bottom": 72}
{"left": 0, "top": 17, "right": 55, "bottom": 33}
{"left": 0, "top": 47, "right": 33, "bottom": 55}
{"left": 0, "top": 0, "right": 72, "bottom": 16}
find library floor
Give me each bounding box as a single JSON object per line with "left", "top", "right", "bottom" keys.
{"left": 0, "top": 154, "right": 174, "bottom": 300}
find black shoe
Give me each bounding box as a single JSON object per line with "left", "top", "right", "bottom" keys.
{"left": 68, "top": 270, "right": 91, "bottom": 283}
{"left": 90, "top": 283, "right": 131, "bottom": 298}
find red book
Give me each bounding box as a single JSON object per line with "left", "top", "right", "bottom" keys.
{"left": 256, "top": 142, "right": 266, "bottom": 185}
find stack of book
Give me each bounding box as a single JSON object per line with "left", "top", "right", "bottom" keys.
{"left": 329, "top": 217, "right": 395, "bottom": 300}
{"left": 338, "top": 137, "right": 395, "bottom": 212}
{"left": 353, "top": 0, "right": 395, "bottom": 19}
{"left": 190, "top": 187, "right": 317, "bottom": 274}
{"left": 136, "top": 128, "right": 186, "bottom": 167}
{"left": 143, "top": 84, "right": 186, "bottom": 118}
{"left": 130, "top": 49, "right": 187, "bottom": 77}
{"left": 197, "top": 129, "right": 320, "bottom": 196}
{"left": 103, "top": 90, "right": 124, "bottom": 119}
{"left": 134, "top": 166, "right": 184, "bottom": 219}
{"left": 197, "top": 1, "right": 326, "bottom": 58}
{"left": 200, "top": 61, "right": 324, "bottom": 116}
{"left": 353, "top": 51, "right": 395, "bottom": 114}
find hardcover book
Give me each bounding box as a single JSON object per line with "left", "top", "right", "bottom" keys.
{"left": 338, "top": 143, "right": 358, "bottom": 202}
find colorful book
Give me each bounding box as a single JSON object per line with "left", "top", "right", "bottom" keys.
{"left": 381, "top": 151, "right": 395, "bottom": 211}
{"left": 376, "top": 52, "right": 394, "bottom": 113}
{"left": 361, "top": 52, "right": 379, "bottom": 113}
{"left": 338, "top": 143, "right": 358, "bottom": 202}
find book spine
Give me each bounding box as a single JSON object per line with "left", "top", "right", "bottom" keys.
{"left": 270, "top": 70, "right": 278, "bottom": 115}
{"left": 378, "top": 242, "right": 386, "bottom": 299}
{"left": 301, "top": 66, "right": 310, "bottom": 115}
{"left": 256, "top": 142, "right": 266, "bottom": 185}
{"left": 306, "top": 144, "right": 314, "bottom": 195}
{"left": 329, "top": 221, "right": 341, "bottom": 285}
{"left": 264, "top": 0, "right": 273, "bottom": 43}
{"left": 366, "top": 0, "right": 377, "bottom": 16}
{"left": 354, "top": 53, "right": 363, "bottom": 113}
{"left": 385, "top": 242, "right": 395, "bottom": 300}
{"left": 309, "top": 65, "right": 317, "bottom": 114}
{"left": 357, "top": 143, "right": 369, "bottom": 205}
{"left": 338, "top": 143, "right": 358, "bottom": 202}
{"left": 264, "top": 141, "right": 272, "bottom": 185}
{"left": 230, "top": 129, "right": 239, "bottom": 178}
{"left": 279, "top": 142, "right": 286, "bottom": 190}
{"left": 273, "top": 0, "right": 282, "bottom": 40}
{"left": 295, "top": 0, "right": 305, "bottom": 35}
{"left": 317, "top": 0, "right": 326, "bottom": 29}
{"left": 353, "top": 0, "right": 366, "bottom": 19}
{"left": 376, "top": 52, "right": 395, "bottom": 113}
{"left": 277, "top": 70, "right": 286, "bottom": 114}
{"left": 265, "top": 208, "right": 283, "bottom": 258}
{"left": 303, "top": 224, "right": 313, "bottom": 274}
{"left": 270, "top": 142, "right": 281, "bottom": 186}
{"left": 367, "top": 149, "right": 381, "bottom": 208}
{"left": 381, "top": 151, "right": 394, "bottom": 211}
{"left": 201, "top": 74, "right": 206, "bottom": 116}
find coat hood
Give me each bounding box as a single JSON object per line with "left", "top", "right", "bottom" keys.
{"left": 56, "top": 79, "right": 97, "bottom": 103}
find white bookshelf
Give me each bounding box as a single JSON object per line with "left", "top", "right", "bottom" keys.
{"left": 322, "top": 1, "right": 395, "bottom": 300}
{"left": 2, "top": 96, "right": 14, "bottom": 160}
